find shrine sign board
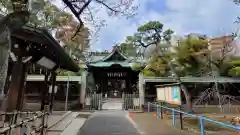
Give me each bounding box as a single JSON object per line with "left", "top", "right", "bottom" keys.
{"left": 156, "top": 83, "right": 182, "bottom": 105}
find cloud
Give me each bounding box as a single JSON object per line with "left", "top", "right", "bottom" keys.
{"left": 53, "top": 0, "right": 240, "bottom": 51}
{"left": 164, "top": 0, "right": 239, "bottom": 35}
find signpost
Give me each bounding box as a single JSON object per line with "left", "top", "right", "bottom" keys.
{"left": 65, "top": 74, "right": 70, "bottom": 111}
{"left": 156, "top": 83, "right": 183, "bottom": 129}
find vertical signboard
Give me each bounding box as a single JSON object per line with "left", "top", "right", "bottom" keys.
{"left": 156, "top": 83, "right": 181, "bottom": 105}
{"left": 171, "top": 86, "right": 181, "bottom": 105}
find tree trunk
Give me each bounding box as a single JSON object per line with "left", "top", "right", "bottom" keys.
{"left": 180, "top": 85, "right": 192, "bottom": 112}
{"left": 164, "top": 55, "right": 193, "bottom": 112}
{"left": 156, "top": 44, "right": 193, "bottom": 112}
{"left": 0, "top": 27, "right": 11, "bottom": 102}
{"left": 0, "top": 27, "right": 10, "bottom": 125}
{"left": 212, "top": 70, "right": 222, "bottom": 112}
{"left": 0, "top": 11, "right": 30, "bottom": 110}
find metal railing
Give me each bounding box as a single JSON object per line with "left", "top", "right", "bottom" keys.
{"left": 148, "top": 102, "right": 240, "bottom": 135}
{"left": 0, "top": 105, "right": 49, "bottom": 135}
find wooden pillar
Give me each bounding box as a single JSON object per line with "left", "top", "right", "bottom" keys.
{"left": 100, "top": 73, "right": 103, "bottom": 93}
{"left": 41, "top": 71, "right": 50, "bottom": 111}
{"left": 127, "top": 72, "right": 131, "bottom": 93}
{"left": 80, "top": 70, "right": 87, "bottom": 108}
{"left": 128, "top": 76, "right": 132, "bottom": 93}
{"left": 124, "top": 77, "right": 128, "bottom": 93}
{"left": 103, "top": 77, "right": 107, "bottom": 94}
{"left": 139, "top": 72, "right": 145, "bottom": 112}
{"left": 6, "top": 60, "right": 27, "bottom": 112}
{"left": 49, "top": 72, "right": 56, "bottom": 112}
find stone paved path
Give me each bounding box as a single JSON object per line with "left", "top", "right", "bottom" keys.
{"left": 78, "top": 110, "right": 142, "bottom": 135}
{"left": 102, "top": 98, "right": 123, "bottom": 110}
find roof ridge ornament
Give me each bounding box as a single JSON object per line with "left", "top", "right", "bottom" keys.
{"left": 112, "top": 45, "right": 120, "bottom": 52}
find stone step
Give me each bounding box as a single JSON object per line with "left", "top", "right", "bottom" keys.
{"left": 28, "top": 111, "right": 72, "bottom": 135}
{"left": 48, "top": 112, "right": 79, "bottom": 132}
{"left": 102, "top": 102, "right": 123, "bottom": 110}
{"left": 47, "top": 111, "right": 72, "bottom": 129}
{"left": 60, "top": 118, "right": 86, "bottom": 135}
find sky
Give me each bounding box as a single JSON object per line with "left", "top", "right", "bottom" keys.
{"left": 53, "top": 0, "right": 240, "bottom": 51}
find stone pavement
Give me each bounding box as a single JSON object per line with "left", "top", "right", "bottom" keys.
{"left": 46, "top": 111, "right": 89, "bottom": 135}
{"left": 78, "top": 110, "right": 142, "bottom": 135}
{"left": 102, "top": 98, "right": 123, "bottom": 110}
{"left": 61, "top": 117, "right": 86, "bottom": 135}
{"left": 47, "top": 111, "right": 72, "bottom": 129}
{"left": 132, "top": 112, "right": 197, "bottom": 135}
{"left": 47, "top": 112, "right": 80, "bottom": 134}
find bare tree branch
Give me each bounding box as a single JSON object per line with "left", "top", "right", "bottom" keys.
{"left": 62, "top": 0, "right": 137, "bottom": 39}
{"left": 95, "top": 0, "right": 124, "bottom": 15}
{"left": 87, "top": 7, "right": 94, "bottom": 22}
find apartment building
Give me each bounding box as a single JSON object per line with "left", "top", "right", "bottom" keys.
{"left": 209, "top": 35, "right": 234, "bottom": 57}
{"left": 187, "top": 33, "right": 208, "bottom": 40}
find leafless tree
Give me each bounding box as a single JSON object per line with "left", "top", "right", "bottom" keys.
{"left": 61, "top": 0, "right": 138, "bottom": 38}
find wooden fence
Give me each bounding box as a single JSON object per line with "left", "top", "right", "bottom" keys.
{"left": 85, "top": 92, "right": 103, "bottom": 110}
{"left": 0, "top": 105, "right": 49, "bottom": 135}
{"left": 122, "top": 93, "right": 140, "bottom": 110}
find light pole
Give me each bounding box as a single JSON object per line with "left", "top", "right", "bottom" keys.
{"left": 65, "top": 74, "right": 70, "bottom": 111}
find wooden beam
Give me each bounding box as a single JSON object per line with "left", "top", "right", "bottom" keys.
{"left": 9, "top": 75, "right": 82, "bottom": 82}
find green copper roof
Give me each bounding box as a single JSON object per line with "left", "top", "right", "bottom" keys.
{"left": 101, "top": 49, "right": 129, "bottom": 62}
{"left": 88, "top": 56, "right": 106, "bottom": 63}
{"left": 87, "top": 46, "right": 132, "bottom": 67}
{"left": 89, "top": 61, "right": 131, "bottom": 67}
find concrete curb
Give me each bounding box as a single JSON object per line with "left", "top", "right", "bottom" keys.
{"left": 125, "top": 111, "right": 146, "bottom": 135}
{"left": 60, "top": 112, "right": 80, "bottom": 132}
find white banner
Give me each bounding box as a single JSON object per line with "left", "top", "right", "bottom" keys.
{"left": 48, "top": 85, "right": 58, "bottom": 93}
{"left": 156, "top": 87, "right": 165, "bottom": 101}
{"left": 156, "top": 85, "right": 181, "bottom": 105}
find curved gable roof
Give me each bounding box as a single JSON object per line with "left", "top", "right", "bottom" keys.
{"left": 87, "top": 46, "right": 132, "bottom": 68}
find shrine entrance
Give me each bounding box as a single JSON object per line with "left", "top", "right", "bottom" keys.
{"left": 86, "top": 46, "right": 139, "bottom": 99}
{"left": 92, "top": 65, "right": 136, "bottom": 99}
{"left": 107, "top": 79, "right": 123, "bottom": 98}
{"left": 106, "top": 72, "right": 129, "bottom": 98}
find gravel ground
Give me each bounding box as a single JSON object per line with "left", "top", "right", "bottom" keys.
{"left": 132, "top": 112, "right": 239, "bottom": 135}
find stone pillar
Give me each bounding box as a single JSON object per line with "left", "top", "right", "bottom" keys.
{"left": 138, "top": 72, "right": 145, "bottom": 111}
{"left": 6, "top": 61, "right": 27, "bottom": 112}
{"left": 49, "top": 72, "right": 56, "bottom": 112}
{"left": 41, "top": 71, "right": 50, "bottom": 111}
{"left": 80, "top": 70, "right": 87, "bottom": 108}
